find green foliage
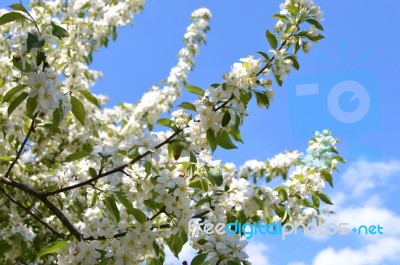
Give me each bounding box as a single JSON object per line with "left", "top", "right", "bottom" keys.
{"left": 64, "top": 150, "right": 91, "bottom": 162}
{"left": 7, "top": 91, "right": 28, "bottom": 116}
{"left": 37, "top": 241, "right": 68, "bottom": 258}
{"left": 166, "top": 230, "right": 188, "bottom": 258}
{"left": 266, "top": 30, "right": 278, "bottom": 49}
{"left": 2, "top": 84, "right": 27, "bottom": 103}
{"left": 78, "top": 90, "right": 101, "bottom": 109}
{"left": 185, "top": 85, "right": 205, "bottom": 97}
{"left": 191, "top": 253, "right": 208, "bottom": 265}
{"left": 71, "top": 96, "right": 86, "bottom": 125}
{"left": 51, "top": 22, "right": 69, "bottom": 40}
{"left": 0, "top": 12, "right": 26, "bottom": 25}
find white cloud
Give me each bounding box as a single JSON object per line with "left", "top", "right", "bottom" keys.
{"left": 245, "top": 241, "right": 271, "bottom": 265}
{"left": 288, "top": 262, "right": 306, "bottom": 265}
{"left": 329, "top": 205, "right": 400, "bottom": 238}
{"left": 313, "top": 237, "right": 400, "bottom": 265}
{"left": 309, "top": 160, "right": 400, "bottom": 265}
{"left": 341, "top": 160, "right": 400, "bottom": 197}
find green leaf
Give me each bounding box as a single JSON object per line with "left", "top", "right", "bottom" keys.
{"left": 8, "top": 91, "right": 28, "bottom": 116}
{"left": 2, "top": 84, "right": 27, "bottom": 103}
{"left": 185, "top": 85, "right": 205, "bottom": 97}
{"left": 274, "top": 73, "right": 283, "bottom": 87}
{"left": 332, "top": 156, "right": 345, "bottom": 163}
{"left": 312, "top": 193, "right": 320, "bottom": 208}
{"left": 221, "top": 111, "right": 231, "bottom": 127}
{"left": 89, "top": 191, "right": 98, "bottom": 207}
{"left": 99, "top": 257, "right": 110, "bottom": 265}
{"left": 131, "top": 208, "right": 147, "bottom": 224}
{"left": 266, "top": 30, "right": 278, "bottom": 49}
{"left": 206, "top": 167, "right": 223, "bottom": 186}
{"left": 166, "top": 231, "right": 188, "bottom": 258}
{"left": 156, "top": 118, "right": 174, "bottom": 129}
{"left": 26, "top": 95, "right": 38, "bottom": 118}
{"left": 189, "top": 178, "right": 209, "bottom": 191}
{"left": 9, "top": 4, "right": 30, "bottom": 15}
{"left": 0, "top": 12, "right": 26, "bottom": 26}
{"left": 112, "top": 26, "right": 117, "bottom": 41}
{"left": 37, "top": 240, "right": 67, "bottom": 258}
{"left": 275, "top": 187, "right": 288, "bottom": 201}
{"left": 307, "top": 34, "right": 325, "bottom": 42}
{"left": 286, "top": 55, "right": 300, "bottom": 70}
{"left": 51, "top": 22, "right": 69, "bottom": 40}
{"left": 321, "top": 170, "right": 333, "bottom": 187}
{"left": 36, "top": 50, "right": 45, "bottom": 67}
{"left": 12, "top": 56, "right": 31, "bottom": 73}
{"left": 254, "top": 91, "right": 270, "bottom": 108}
{"left": 0, "top": 156, "right": 14, "bottom": 162}
{"left": 275, "top": 205, "right": 286, "bottom": 218}
{"left": 257, "top": 51, "right": 271, "bottom": 63}
{"left": 115, "top": 192, "right": 134, "bottom": 211}
{"left": 27, "top": 32, "right": 44, "bottom": 52}
{"left": 227, "top": 259, "right": 241, "bottom": 265}
{"left": 51, "top": 107, "right": 62, "bottom": 128}
{"left": 171, "top": 142, "right": 184, "bottom": 160}
{"left": 71, "top": 96, "right": 85, "bottom": 125}
{"left": 78, "top": 90, "right": 101, "bottom": 108}
{"left": 317, "top": 192, "right": 333, "bottom": 205}
{"left": 206, "top": 128, "right": 217, "bottom": 152}
{"left": 64, "top": 150, "right": 91, "bottom": 162}
{"left": 178, "top": 102, "right": 196, "bottom": 112}
{"left": 104, "top": 196, "right": 120, "bottom": 222}
{"left": 116, "top": 192, "right": 147, "bottom": 224}
{"left": 216, "top": 130, "right": 237, "bottom": 149}
{"left": 288, "top": 4, "right": 299, "bottom": 16}
{"left": 272, "top": 14, "right": 289, "bottom": 21}
{"left": 88, "top": 167, "right": 97, "bottom": 178}
{"left": 305, "top": 18, "right": 324, "bottom": 30}
{"left": 191, "top": 253, "right": 208, "bottom": 265}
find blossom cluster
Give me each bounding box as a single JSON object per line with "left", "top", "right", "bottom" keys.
{"left": 0, "top": 0, "right": 340, "bottom": 264}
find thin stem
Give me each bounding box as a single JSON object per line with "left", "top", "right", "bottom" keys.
{"left": 5, "top": 114, "right": 37, "bottom": 178}
{"left": 0, "top": 187, "right": 64, "bottom": 238}
{"left": 45, "top": 128, "right": 184, "bottom": 196}
{"left": 0, "top": 176, "right": 82, "bottom": 240}
{"left": 149, "top": 206, "right": 166, "bottom": 221}
{"left": 256, "top": 39, "right": 288, "bottom": 77}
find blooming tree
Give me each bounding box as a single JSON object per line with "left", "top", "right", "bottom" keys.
{"left": 0, "top": 0, "right": 343, "bottom": 264}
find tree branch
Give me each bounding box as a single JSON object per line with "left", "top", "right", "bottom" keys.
{"left": 0, "top": 176, "right": 82, "bottom": 240}
{"left": 5, "top": 114, "right": 37, "bottom": 178}
{"left": 0, "top": 187, "right": 64, "bottom": 239}
{"left": 44, "top": 128, "right": 184, "bottom": 196}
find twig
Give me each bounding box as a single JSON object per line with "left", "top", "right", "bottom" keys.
{"left": 0, "top": 187, "right": 64, "bottom": 238}
{"left": 5, "top": 114, "right": 37, "bottom": 178}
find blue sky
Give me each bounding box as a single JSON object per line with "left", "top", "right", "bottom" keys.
{"left": 4, "top": 0, "right": 400, "bottom": 264}
{"left": 88, "top": 1, "right": 400, "bottom": 264}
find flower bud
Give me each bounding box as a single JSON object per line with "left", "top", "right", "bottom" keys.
{"left": 275, "top": 20, "right": 284, "bottom": 31}
{"left": 302, "top": 42, "right": 310, "bottom": 53}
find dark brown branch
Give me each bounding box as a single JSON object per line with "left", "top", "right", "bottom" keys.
{"left": 0, "top": 176, "right": 82, "bottom": 240}
{"left": 44, "top": 128, "right": 184, "bottom": 196}
{"left": 256, "top": 39, "right": 289, "bottom": 76}
{"left": 149, "top": 206, "right": 166, "bottom": 221}
{"left": 0, "top": 187, "right": 64, "bottom": 238}
{"left": 5, "top": 114, "right": 37, "bottom": 178}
